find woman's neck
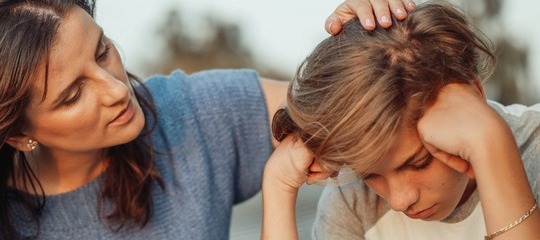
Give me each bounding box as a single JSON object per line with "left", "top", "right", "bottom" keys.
{"left": 22, "top": 147, "right": 108, "bottom": 195}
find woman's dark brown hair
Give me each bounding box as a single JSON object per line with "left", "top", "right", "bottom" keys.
{"left": 273, "top": 1, "right": 496, "bottom": 176}
{"left": 0, "top": 1, "right": 163, "bottom": 239}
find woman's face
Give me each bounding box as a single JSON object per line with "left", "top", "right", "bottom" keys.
{"left": 22, "top": 6, "right": 145, "bottom": 155}
{"left": 361, "top": 128, "right": 475, "bottom": 221}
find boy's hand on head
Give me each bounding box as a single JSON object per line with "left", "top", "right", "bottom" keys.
{"left": 417, "top": 83, "right": 511, "bottom": 176}
{"left": 326, "top": 0, "right": 416, "bottom": 35}
{"left": 263, "top": 135, "right": 331, "bottom": 193}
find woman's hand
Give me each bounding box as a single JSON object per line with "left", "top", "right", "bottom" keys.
{"left": 326, "top": 0, "right": 416, "bottom": 35}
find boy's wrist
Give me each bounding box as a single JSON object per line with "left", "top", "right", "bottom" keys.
{"left": 468, "top": 113, "right": 516, "bottom": 166}
{"left": 263, "top": 166, "right": 303, "bottom": 196}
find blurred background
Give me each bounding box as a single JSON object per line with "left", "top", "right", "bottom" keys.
{"left": 95, "top": 0, "right": 539, "bottom": 239}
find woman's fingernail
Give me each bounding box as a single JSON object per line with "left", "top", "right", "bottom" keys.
{"left": 381, "top": 16, "right": 391, "bottom": 23}
{"left": 396, "top": 8, "right": 405, "bottom": 15}
{"left": 407, "top": 2, "right": 416, "bottom": 8}
{"left": 328, "top": 21, "right": 334, "bottom": 32}
{"left": 365, "top": 19, "right": 375, "bottom": 28}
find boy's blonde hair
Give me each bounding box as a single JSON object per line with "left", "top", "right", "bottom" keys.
{"left": 273, "top": 1, "right": 496, "bottom": 176}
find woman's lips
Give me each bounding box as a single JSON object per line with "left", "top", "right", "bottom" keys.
{"left": 109, "top": 101, "right": 134, "bottom": 126}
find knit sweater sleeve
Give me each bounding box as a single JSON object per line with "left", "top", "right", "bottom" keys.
{"left": 143, "top": 69, "right": 273, "bottom": 204}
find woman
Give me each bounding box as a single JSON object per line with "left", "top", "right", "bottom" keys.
{"left": 0, "top": 0, "right": 415, "bottom": 239}
{"left": 262, "top": 1, "right": 540, "bottom": 240}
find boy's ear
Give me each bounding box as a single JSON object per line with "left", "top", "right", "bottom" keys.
{"left": 471, "top": 79, "right": 487, "bottom": 100}
{"left": 5, "top": 134, "right": 37, "bottom": 152}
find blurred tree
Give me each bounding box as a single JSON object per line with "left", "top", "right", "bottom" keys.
{"left": 149, "top": 1, "right": 537, "bottom": 104}
{"left": 457, "top": 0, "right": 535, "bottom": 104}
{"left": 146, "top": 9, "right": 289, "bottom": 81}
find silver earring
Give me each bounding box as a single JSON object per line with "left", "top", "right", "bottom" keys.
{"left": 27, "top": 139, "right": 38, "bottom": 151}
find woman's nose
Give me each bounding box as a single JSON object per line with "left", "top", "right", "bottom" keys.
{"left": 99, "top": 74, "right": 129, "bottom": 106}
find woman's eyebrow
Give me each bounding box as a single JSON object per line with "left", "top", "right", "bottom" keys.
{"left": 51, "top": 28, "right": 104, "bottom": 107}
{"left": 51, "top": 78, "right": 82, "bottom": 107}
{"left": 94, "top": 28, "right": 104, "bottom": 58}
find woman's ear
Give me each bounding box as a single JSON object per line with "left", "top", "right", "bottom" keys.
{"left": 5, "top": 134, "right": 38, "bottom": 152}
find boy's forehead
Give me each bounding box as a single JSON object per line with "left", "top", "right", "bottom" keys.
{"left": 359, "top": 130, "right": 424, "bottom": 175}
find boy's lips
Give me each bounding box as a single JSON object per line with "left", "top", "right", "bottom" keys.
{"left": 405, "top": 204, "right": 436, "bottom": 219}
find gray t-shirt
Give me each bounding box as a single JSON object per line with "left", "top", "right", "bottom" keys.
{"left": 313, "top": 101, "right": 540, "bottom": 240}
{"left": 7, "top": 69, "right": 273, "bottom": 239}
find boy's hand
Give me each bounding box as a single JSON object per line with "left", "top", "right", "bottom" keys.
{"left": 417, "top": 83, "right": 510, "bottom": 177}
{"left": 264, "top": 135, "right": 332, "bottom": 193}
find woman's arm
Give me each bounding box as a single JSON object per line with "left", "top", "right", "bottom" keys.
{"left": 418, "top": 83, "right": 540, "bottom": 240}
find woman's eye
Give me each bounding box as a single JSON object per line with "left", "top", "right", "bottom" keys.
{"left": 63, "top": 83, "right": 85, "bottom": 106}
{"left": 97, "top": 41, "right": 111, "bottom": 62}
{"left": 64, "top": 90, "right": 81, "bottom": 106}
{"left": 64, "top": 92, "right": 80, "bottom": 106}
{"left": 411, "top": 154, "right": 434, "bottom": 170}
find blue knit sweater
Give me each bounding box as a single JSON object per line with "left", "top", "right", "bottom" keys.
{"left": 8, "top": 69, "right": 273, "bottom": 239}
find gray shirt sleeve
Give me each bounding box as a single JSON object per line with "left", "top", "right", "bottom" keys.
{"left": 313, "top": 181, "right": 389, "bottom": 239}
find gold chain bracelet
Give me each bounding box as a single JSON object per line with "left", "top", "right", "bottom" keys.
{"left": 484, "top": 202, "right": 537, "bottom": 240}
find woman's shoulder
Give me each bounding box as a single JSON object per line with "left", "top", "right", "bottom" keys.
{"left": 143, "top": 69, "right": 259, "bottom": 93}
{"left": 141, "top": 69, "right": 262, "bottom": 113}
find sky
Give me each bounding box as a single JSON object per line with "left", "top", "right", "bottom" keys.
{"left": 95, "top": 0, "right": 540, "bottom": 91}
{"left": 95, "top": 0, "right": 338, "bottom": 77}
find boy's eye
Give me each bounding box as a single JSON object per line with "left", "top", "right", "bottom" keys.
{"left": 361, "top": 174, "right": 373, "bottom": 180}
{"left": 411, "top": 154, "right": 434, "bottom": 170}
{"left": 360, "top": 173, "right": 378, "bottom": 181}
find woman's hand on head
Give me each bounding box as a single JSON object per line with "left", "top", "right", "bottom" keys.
{"left": 417, "top": 83, "right": 508, "bottom": 177}
{"left": 326, "top": 0, "right": 416, "bottom": 34}
{"left": 263, "top": 135, "right": 331, "bottom": 193}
